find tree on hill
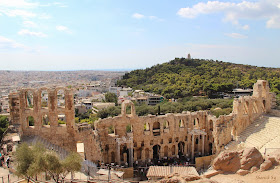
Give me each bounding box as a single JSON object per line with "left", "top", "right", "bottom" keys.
{"left": 0, "top": 115, "right": 9, "bottom": 140}
{"left": 104, "top": 92, "right": 118, "bottom": 105}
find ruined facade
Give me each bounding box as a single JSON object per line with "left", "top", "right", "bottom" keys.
{"left": 8, "top": 80, "right": 276, "bottom": 166}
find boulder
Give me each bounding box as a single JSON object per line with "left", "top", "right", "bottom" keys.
{"left": 250, "top": 166, "right": 259, "bottom": 173}
{"left": 240, "top": 147, "right": 263, "bottom": 170}
{"left": 236, "top": 169, "right": 249, "bottom": 176}
{"left": 213, "top": 151, "right": 241, "bottom": 172}
{"left": 260, "top": 160, "right": 272, "bottom": 171}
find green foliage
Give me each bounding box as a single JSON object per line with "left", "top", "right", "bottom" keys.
{"left": 97, "top": 106, "right": 121, "bottom": 119}
{"left": 108, "top": 125, "right": 114, "bottom": 134}
{"left": 58, "top": 120, "right": 65, "bottom": 124}
{"left": 126, "top": 124, "right": 132, "bottom": 132}
{"left": 117, "top": 58, "right": 280, "bottom": 98}
{"left": 0, "top": 115, "right": 9, "bottom": 139}
{"left": 210, "top": 108, "right": 233, "bottom": 118}
{"left": 104, "top": 92, "right": 118, "bottom": 105}
{"left": 15, "top": 143, "right": 82, "bottom": 183}
{"left": 28, "top": 116, "right": 34, "bottom": 126}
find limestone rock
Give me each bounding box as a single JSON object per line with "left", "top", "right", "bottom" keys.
{"left": 236, "top": 169, "right": 249, "bottom": 176}
{"left": 260, "top": 160, "right": 272, "bottom": 171}
{"left": 240, "top": 147, "right": 263, "bottom": 170}
{"left": 213, "top": 151, "right": 241, "bottom": 172}
{"left": 250, "top": 166, "right": 259, "bottom": 173}
{"left": 199, "top": 179, "right": 219, "bottom": 183}
{"left": 203, "top": 170, "right": 221, "bottom": 178}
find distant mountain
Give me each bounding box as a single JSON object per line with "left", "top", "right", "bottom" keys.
{"left": 117, "top": 58, "right": 280, "bottom": 99}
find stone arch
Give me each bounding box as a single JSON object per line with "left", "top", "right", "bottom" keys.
{"left": 178, "top": 141, "right": 185, "bottom": 157}
{"left": 39, "top": 88, "right": 49, "bottom": 108}
{"left": 163, "top": 120, "right": 169, "bottom": 129}
{"left": 262, "top": 100, "right": 266, "bottom": 112}
{"left": 153, "top": 122, "right": 160, "bottom": 136}
{"left": 209, "top": 120, "right": 213, "bottom": 131}
{"left": 25, "top": 90, "right": 34, "bottom": 109}
{"left": 194, "top": 118, "right": 199, "bottom": 128}
{"left": 108, "top": 125, "right": 115, "bottom": 135}
{"left": 42, "top": 114, "right": 50, "bottom": 126}
{"left": 56, "top": 88, "right": 65, "bottom": 107}
{"left": 153, "top": 145, "right": 161, "bottom": 160}
{"left": 179, "top": 119, "right": 184, "bottom": 128}
{"left": 144, "top": 122, "right": 150, "bottom": 131}
{"left": 126, "top": 124, "right": 132, "bottom": 133}
{"left": 121, "top": 100, "right": 136, "bottom": 117}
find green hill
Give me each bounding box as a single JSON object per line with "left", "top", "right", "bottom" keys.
{"left": 117, "top": 58, "right": 280, "bottom": 99}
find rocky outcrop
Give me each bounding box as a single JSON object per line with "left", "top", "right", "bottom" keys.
{"left": 240, "top": 147, "right": 264, "bottom": 170}
{"left": 213, "top": 147, "right": 264, "bottom": 173}
{"left": 260, "top": 160, "right": 272, "bottom": 171}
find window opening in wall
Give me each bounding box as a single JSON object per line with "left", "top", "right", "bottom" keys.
{"left": 200, "top": 135, "right": 202, "bottom": 139}
{"left": 175, "top": 137, "right": 179, "bottom": 142}
{"left": 179, "top": 119, "right": 184, "bottom": 128}
{"left": 28, "top": 116, "right": 34, "bottom": 127}
{"left": 108, "top": 125, "right": 115, "bottom": 134}
{"left": 153, "top": 122, "right": 160, "bottom": 136}
{"left": 42, "top": 114, "right": 50, "bottom": 126}
{"left": 263, "top": 100, "right": 266, "bottom": 111}
{"left": 41, "top": 90, "right": 48, "bottom": 108}
{"left": 144, "top": 122, "right": 149, "bottom": 131}
{"left": 160, "top": 139, "right": 163, "bottom": 144}
{"left": 57, "top": 89, "right": 65, "bottom": 107}
{"left": 196, "top": 138, "right": 199, "bottom": 144}
{"left": 163, "top": 120, "right": 169, "bottom": 129}
{"left": 185, "top": 136, "right": 188, "bottom": 141}
{"left": 169, "top": 138, "right": 172, "bottom": 143}
{"left": 141, "top": 141, "right": 144, "bottom": 147}
{"left": 209, "top": 143, "right": 213, "bottom": 155}
{"left": 26, "top": 91, "right": 34, "bottom": 109}
{"left": 126, "top": 124, "right": 132, "bottom": 133}
{"left": 58, "top": 114, "right": 66, "bottom": 125}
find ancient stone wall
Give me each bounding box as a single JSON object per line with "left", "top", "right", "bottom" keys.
{"left": 8, "top": 80, "right": 275, "bottom": 166}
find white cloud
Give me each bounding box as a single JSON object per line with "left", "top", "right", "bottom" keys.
{"left": 1, "top": 9, "right": 36, "bottom": 18}
{"left": 225, "top": 33, "right": 248, "bottom": 39}
{"left": 23, "top": 20, "right": 37, "bottom": 27}
{"left": 149, "top": 16, "right": 164, "bottom": 21}
{"left": 18, "top": 29, "right": 47, "bottom": 37}
{"left": 266, "top": 16, "right": 280, "bottom": 28}
{"left": 0, "top": 0, "right": 38, "bottom": 8}
{"left": 242, "top": 25, "right": 250, "bottom": 30}
{"left": 0, "top": 35, "right": 27, "bottom": 50}
{"left": 56, "top": 25, "right": 72, "bottom": 34}
{"left": 177, "top": 0, "right": 280, "bottom": 29}
{"left": 132, "top": 13, "right": 145, "bottom": 19}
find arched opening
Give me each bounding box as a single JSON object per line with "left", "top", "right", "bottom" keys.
{"left": 57, "top": 89, "right": 65, "bottom": 107}
{"left": 111, "top": 152, "right": 115, "bottom": 163}
{"left": 262, "top": 100, "right": 266, "bottom": 111}
{"left": 164, "top": 146, "right": 168, "bottom": 157}
{"left": 153, "top": 122, "right": 160, "bottom": 136}
{"left": 153, "top": 145, "right": 161, "bottom": 160}
{"left": 41, "top": 90, "right": 48, "bottom": 108}
{"left": 178, "top": 141, "right": 185, "bottom": 157}
{"left": 179, "top": 119, "right": 184, "bottom": 128}
{"left": 195, "top": 137, "right": 199, "bottom": 152}
{"left": 163, "top": 120, "right": 169, "bottom": 129}
{"left": 120, "top": 144, "right": 130, "bottom": 165}
{"left": 42, "top": 114, "right": 50, "bottom": 126}
{"left": 26, "top": 91, "right": 34, "bottom": 109}
{"left": 145, "top": 148, "right": 149, "bottom": 160}
{"left": 171, "top": 145, "right": 175, "bottom": 155}
{"left": 27, "top": 116, "right": 34, "bottom": 127}
{"left": 126, "top": 105, "right": 132, "bottom": 115}
{"left": 194, "top": 118, "right": 199, "bottom": 128}
{"left": 144, "top": 122, "right": 149, "bottom": 131}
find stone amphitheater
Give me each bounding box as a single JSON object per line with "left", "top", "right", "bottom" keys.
{"left": 4, "top": 80, "right": 280, "bottom": 173}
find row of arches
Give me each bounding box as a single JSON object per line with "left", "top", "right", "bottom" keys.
{"left": 24, "top": 89, "right": 66, "bottom": 109}
{"left": 26, "top": 113, "right": 66, "bottom": 127}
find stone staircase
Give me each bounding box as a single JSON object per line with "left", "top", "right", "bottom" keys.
{"left": 21, "top": 135, "right": 69, "bottom": 159}
{"left": 238, "top": 115, "right": 280, "bottom": 153}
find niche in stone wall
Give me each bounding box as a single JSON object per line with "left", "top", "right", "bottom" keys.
{"left": 41, "top": 90, "right": 48, "bottom": 108}
{"left": 26, "top": 91, "right": 34, "bottom": 109}
{"left": 57, "top": 89, "right": 65, "bottom": 107}
{"left": 27, "top": 116, "right": 34, "bottom": 127}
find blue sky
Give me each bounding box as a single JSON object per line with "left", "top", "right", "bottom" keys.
{"left": 0, "top": 0, "right": 280, "bottom": 71}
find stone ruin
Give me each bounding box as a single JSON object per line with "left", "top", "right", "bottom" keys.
{"left": 8, "top": 80, "right": 276, "bottom": 167}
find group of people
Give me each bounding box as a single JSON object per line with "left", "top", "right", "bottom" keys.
{"left": 0, "top": 152, "right": 10, "bottom": 168}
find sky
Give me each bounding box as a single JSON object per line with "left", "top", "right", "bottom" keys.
{"left": 0, "top": 0, "right": 280, "bottom": 71}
